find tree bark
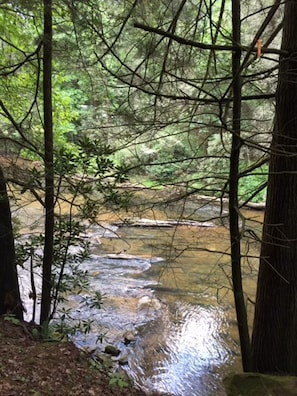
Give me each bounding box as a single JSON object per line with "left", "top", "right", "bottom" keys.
{"left": 40, "top": 0, "right": 54, "bottom": 325}
{"left": 252, "top": 0, "right": 297, "bottom": 374}
{"left": 229, "top": 0, "right": 252, "bottom": 372}
{"left": 0, "top": 166, "right": 23, "bottom": 320}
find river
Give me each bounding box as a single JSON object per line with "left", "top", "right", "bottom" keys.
{"left": 16, "top": 192, "right": 263, "bottom": 396}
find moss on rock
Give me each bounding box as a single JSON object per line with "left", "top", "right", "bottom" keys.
{"left": 224, "top": 373, "right": 297, "bottom": 396}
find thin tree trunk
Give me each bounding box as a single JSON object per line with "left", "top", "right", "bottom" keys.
{"left": 252, "top": 0, "right": 297, "bottom": 374}
{"left": 40, "top": 0, "right": 54, "bottom": 326}
{"left": 229, "top": 0, "right": 252, "bottom": 372}
{"left": 0, "top": 165, "right": 23, "bottom": 320}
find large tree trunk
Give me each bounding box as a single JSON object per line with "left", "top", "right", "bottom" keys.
{"left": 252, "top": 0, "right": 297, "bottom": 374}
{"left": 0, "top": 166, "right": 23, "bottom": 320}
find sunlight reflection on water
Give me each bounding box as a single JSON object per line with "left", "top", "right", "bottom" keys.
{"left": 126, "top": 303, "right": 231, "bottom": 396}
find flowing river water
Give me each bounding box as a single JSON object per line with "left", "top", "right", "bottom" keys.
{"left": 15, "top": 192, "right": 263, "bottom": 396}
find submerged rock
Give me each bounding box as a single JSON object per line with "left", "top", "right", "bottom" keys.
{"left": 137, "top": 295, "right": 162, "bottom": 311}
{"left": 224, "top": 372, "right": 297, "bottom": 396}
{"left": 118, "top": 351, "right": 129, "bottom": 365}
{"left": 104, "top": 345, "right": 121, "bottom": 357}
{"left": 123, "top": 330, "right": 137, "bottom": 345}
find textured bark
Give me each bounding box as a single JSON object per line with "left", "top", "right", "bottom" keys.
{"left": 252, "top": 0, "right": 297, "bottom": 374}
{"left": 0, "top": 166, "right": 23, "bottom": 319}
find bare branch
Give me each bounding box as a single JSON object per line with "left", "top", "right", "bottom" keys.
{"left": 134, "top": 22, "right": 286, "bottom": 56}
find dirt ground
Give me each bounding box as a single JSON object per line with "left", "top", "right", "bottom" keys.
{"left": 0, "top": 317, "right": 163, "bottom": 396}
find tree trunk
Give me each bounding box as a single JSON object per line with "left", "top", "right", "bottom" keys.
{"left": 252, "top": 0, "right": 297, "bottom": 374}
{"left": 229, "top": 0, "right": 252, "bottom": 372}
{"left": 40, "top": 0, "right": 54, "bottom": 325}
{"left": 0, "top": 166, "right": 23, "bottom": 320}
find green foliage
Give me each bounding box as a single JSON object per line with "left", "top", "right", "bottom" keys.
{"left": 88, "top": 291, "right": 106, "bottom": 310}
{"left": 0, "top": 0, "right": 274, "bottom": 198}
{"left": 3, "top": 314, "right": 21, "bottom": 326}
{"left": 239, "top": 166, "right": 268, "bottom": 203}
{"left": 109, "top": 373, "right": 130, "bottom": 389}
{"left": 51, "top": 313, "right": 91, "bottom": 339}
{"left": 51, "top": 305, "right": 106, "bottom": 343}
{"left": 32, "top": 327, "right": 40, "bottom": 340}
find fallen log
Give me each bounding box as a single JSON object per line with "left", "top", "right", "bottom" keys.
{"left": 94, "top": 253, "right": 164, "bottom": 262}
{"left": 112, "top": 217, "right": 215, "bottom": 228}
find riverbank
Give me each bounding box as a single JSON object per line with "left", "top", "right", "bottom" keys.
{"left": 0, "top": 317, "right": 164, "bottom": 396}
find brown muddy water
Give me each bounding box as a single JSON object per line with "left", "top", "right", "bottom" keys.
{"left": 14, "top": 191, "right": 263, "bottom": 396}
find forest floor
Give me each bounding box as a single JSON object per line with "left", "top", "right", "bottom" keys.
{"left": 0, "top": 317, "right": 163, "bottom": 396}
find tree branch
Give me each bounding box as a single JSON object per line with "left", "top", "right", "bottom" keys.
{"left": 134, "top": 22, "right": 286, "bottom": 56}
